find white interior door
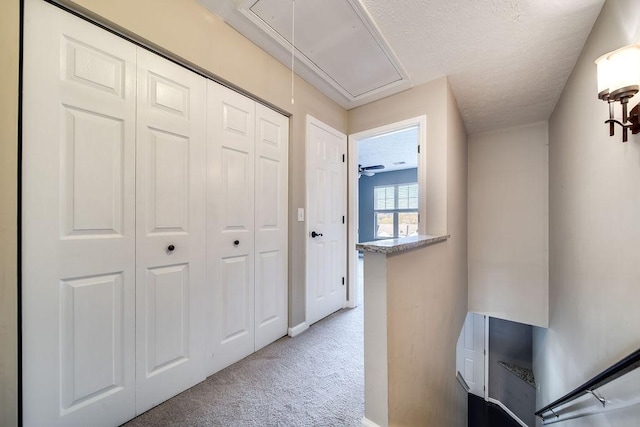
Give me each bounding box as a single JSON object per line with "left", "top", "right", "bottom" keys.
{"left": 207, "top": 81, "right": 256, "bottom": 375}
{"left": 306, "top": 116, "right": 347, "bottom": 326}
{"left": 254, "top": 104, "right": 289, "bottom": 351}
{"left": 22, "top": 0, "right": 137, "bottom": 425}
{"left": 456, "top": 312, "right": 486, "bottom": 397}
{"left": 135, "top": 48, "right": 207, "bottom": 413}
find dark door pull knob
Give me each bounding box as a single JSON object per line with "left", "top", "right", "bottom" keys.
{"left": 234, "top": 240, "right": 240, "bottom": 246}
{"left": 167, "top": 244, "right": 175, "bottom": 252}
{"left": 311, "top": 231, "right": 323, "bottom": 238}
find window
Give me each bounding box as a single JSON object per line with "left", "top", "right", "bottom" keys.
{"left": 373, "top": 183, "right": 419, "bottom": 239}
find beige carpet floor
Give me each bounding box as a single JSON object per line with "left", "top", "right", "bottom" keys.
{"left": 123, "top": 303, "right": 364, "bottom": 427}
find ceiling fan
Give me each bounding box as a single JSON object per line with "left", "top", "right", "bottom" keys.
{"left": 358, "top": 163, "right": 385, "bottom": 178}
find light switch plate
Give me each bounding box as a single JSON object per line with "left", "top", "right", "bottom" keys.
{"left": 297, "top": 208, "right": 304, "bottom": 222}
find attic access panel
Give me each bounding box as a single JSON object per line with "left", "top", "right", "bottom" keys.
{"left": 240, "top": 0, "right": 408, "bottom": 100}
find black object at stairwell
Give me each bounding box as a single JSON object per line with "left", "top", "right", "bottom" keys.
{"left": 535, "top": 346, "right": 640, "bottom": 421}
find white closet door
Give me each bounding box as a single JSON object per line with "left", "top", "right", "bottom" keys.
{"left": 135, "top": 48, "right": 207, "bottom": 413}
{"left": 254, "top": 104, "right": 289, "bottom": 351}
{"left": 206, "top": 81, "right": 256, "bottom": 375}
{"left": 22, "top": 0, "right": 136, "bottom": 426}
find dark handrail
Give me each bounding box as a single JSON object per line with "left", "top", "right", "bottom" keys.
{"left": 535, "top": 347, "right": 640, "bottom": 419}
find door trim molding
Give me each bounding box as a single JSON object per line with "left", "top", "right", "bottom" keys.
{"left": 347, "top": 116, "right": 427, "bottom": 310}
{"left": 484, "top": 314, "right": 490, "bottom": 400}
{"left": 346, "top": 133, "right": 359, "bottom": 309}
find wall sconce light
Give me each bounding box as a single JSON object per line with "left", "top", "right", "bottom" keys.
{"left": 596, "top": 44, "right": 640, "bottom": 142}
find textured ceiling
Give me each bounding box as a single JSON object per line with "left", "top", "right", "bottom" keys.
{"left": 360, "top": 0, "right": 605, "bottom": 133}
{"left": 199, "top": 0, "right": 605, "bottom": 134}
{"left": 358, "top": 126, "right": 418, "bottom": 174}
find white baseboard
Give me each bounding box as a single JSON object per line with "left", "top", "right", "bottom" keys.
{"left": 487, "top": 397, "right": 529, "bottom": 427}
{"left": 287, "top": 322, "right": 309, "bottom": 337}
{"left": 361, "top": 417, "right": 382, "bottom": 427}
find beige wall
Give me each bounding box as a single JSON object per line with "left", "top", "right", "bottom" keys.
{"left": 534, "top": 0, "right": 640, "bottom": 425}
{"left": 52, "top": 0, "right": 348, "bottom": 327}
{"left": 0, "top": 0, "right": 20, "bottom": 425}
{"left": 353, "top": 78, "right": 468, "bottom": 426}
{"left": 349, "top": 78, "right": 449, "bottom": 236}
{"left": 468, "top": 122, "right": 549, "bottom": 327}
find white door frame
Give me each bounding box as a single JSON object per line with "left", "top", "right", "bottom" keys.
{"left": 484, "top": 315, "right": 490, "bottom": 400}
{"left": 305, "top": 115, "right": 348, "bottom": 324}
{"left": 347, "top": 116, "right": 427, "bottom": 308}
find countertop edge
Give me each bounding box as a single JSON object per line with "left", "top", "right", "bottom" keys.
{"left": 355, "top": 234, "right": 450, "bottom": 254}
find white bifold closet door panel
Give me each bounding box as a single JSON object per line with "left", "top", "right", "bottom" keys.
{"left": 206, "top": 82, "right": 289, "bottom": 374}
{"left": 135, "top": 48, "right": 207, "bottom": 413}
{"left": 22, "top": 0, "right": 137, "bottom": 426}
{"left": 254, "top": 104, "right": 289, "bottom": 351}
{"left": 206, "top": 81, "right": 256, "bottom": 375}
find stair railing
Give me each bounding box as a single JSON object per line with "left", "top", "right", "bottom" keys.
{"left": 536, "top": 347, "right": 640, "bottom": 423}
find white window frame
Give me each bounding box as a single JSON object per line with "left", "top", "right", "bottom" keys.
{"left": 373, "top": 183, "right": 419, "bottom": 239}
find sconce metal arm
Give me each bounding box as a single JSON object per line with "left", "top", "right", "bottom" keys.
{"left": 604, "top": 104, "right": 640, "bottom": 142}
{"left": 604, "top": 119, "right": 627, "bottom": 127}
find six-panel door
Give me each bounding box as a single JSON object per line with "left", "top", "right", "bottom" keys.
{"left": 206, "top": 82, "right": 257, "bottom": 375}
{"left": 306, "top": 117, "right": 347, "bottom": 326}
{"left": 135, "top": 48, "right": 207, "bottom": 414}
{"left": 22, "top": 1, "right": 137, "bottom": 425}
{"left": 254, "top": 104, "right": 289, "bottom": 351}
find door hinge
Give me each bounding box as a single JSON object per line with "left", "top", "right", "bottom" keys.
{"left": 418, "top": 144, "right": 420, "bottom": 154}
{"left": 418, "top": 214, "right": 420, "bottom": 223}
{"left": 342, "top": 154, "right": 345, "bottom": 162}
{"left": 484, "top": 385, "right": 486, "bottom": 391}
{"left": 484, "top": 349, "right": 486, "bottom": 356}
{"left": 342, "top": 215, "right": 345, "bottom": 224}
{"left": 342, "top": 277, "right": 345, "bottom": 285}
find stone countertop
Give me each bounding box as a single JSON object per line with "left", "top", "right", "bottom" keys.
{"left": 498, "top": 361, "right": 536, "bottom": 388}
{"left": 356, "top": 234, "right": 450, "bottom": 254}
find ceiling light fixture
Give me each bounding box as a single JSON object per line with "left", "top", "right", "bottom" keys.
{"left": 596, "top": 44, "right": 640, "bottom": 142}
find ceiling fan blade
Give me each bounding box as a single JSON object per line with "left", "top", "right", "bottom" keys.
{"left": 363, "top": 164, "right": 385, "bottom": 170}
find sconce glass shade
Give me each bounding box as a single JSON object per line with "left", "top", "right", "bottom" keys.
{"left": 595, "top": 53, "right": 610, "bottom": 98}
{"left": 596, "top": 44, "right": 640, "bottom": 141}
{"left": 606, "top": 45, "right": 640, "bottom": 100}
